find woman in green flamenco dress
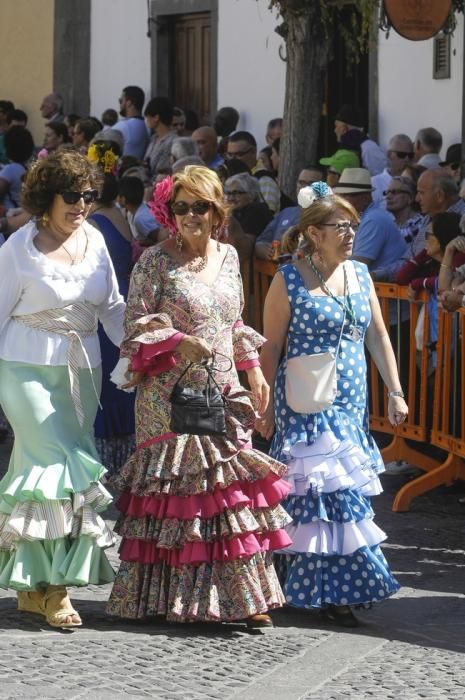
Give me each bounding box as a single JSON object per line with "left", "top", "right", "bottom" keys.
{"left": 0, "top": 150, "right": 125, "bottom": 628}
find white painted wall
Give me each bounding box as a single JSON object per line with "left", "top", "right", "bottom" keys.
{"left": 217, "top": 0, "right": 286, "bottom": 148}
{"left": 377, "top": 17, "right": 463, "bottom": 154}
{"left": 90, "top": 0, "right": 151, "bottom": 121}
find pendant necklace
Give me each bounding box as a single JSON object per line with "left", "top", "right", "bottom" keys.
{"left": 306, "top": 256, "right": 361, "bottom": 341}
{"left": 186, "top": 253, "right": 208, "bottom": 273}
{"left": 62, "top": 231, "right": 88, "bottom": 266}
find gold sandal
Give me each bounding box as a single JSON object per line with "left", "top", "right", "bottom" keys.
{"left": 17, "top": 590, "right": 46, "bottom": 617}
{"left": 43, "top": 586, "right": 82, "bottom": 629}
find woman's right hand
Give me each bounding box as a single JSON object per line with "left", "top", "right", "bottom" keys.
{"left": 177, "top": 335, "right": 213, "bottom": 363}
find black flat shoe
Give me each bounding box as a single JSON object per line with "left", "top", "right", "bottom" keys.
{"left": 246, "top": 613, "right": 274, "bottom": 629}
{"left": 321, "top": 605, "right": 359, "bottom": 628}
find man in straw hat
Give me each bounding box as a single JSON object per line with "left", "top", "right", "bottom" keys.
{"left": 334, "top": 167, "right": 407, "bottom": 280}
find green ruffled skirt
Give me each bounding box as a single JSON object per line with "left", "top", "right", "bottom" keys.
{"left": 0, "top": 360, "right": 115, "bottom": 591}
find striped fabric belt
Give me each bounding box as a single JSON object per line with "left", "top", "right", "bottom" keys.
{"left": 12, "top": 302, "right": 101, "bottom": 426}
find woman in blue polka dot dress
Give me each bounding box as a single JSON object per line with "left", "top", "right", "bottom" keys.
{"left": 258, "top": 183, "right": 408, "bottom": 627}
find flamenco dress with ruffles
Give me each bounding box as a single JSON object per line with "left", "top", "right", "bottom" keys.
{"left": 106, "top": 244, "right": 292, "bottom": 622}
{"left": 271, "top": 261, "right": 400, "bottom": 609}
{"left": 0, "top": 221, "right": 125, "bottom": 591}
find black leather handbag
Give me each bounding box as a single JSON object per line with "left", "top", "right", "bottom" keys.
{"left": 169, "top": 355, "right": 231, "bottom": 437}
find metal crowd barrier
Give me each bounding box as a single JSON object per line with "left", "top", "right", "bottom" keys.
{"left": 249, "top": 260, "right": 465, "bottom": 512}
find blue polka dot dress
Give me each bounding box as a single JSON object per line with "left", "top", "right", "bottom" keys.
{"left": 271, "top": 261, "right": 400, "bottom": 609}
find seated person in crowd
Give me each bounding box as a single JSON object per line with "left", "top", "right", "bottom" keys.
{"left": 259, "top": 146, "right": 273, "bottom": 174}
{"left": 224, "top": 173, "right": 273, "bottom": 238}
{"left": 101, "top": 108, "right": 118, "bottom": 129}
{"left": 72, "top": 117, "right": 102, "bottom": 154}
{"left": 7, "top": 109, "right": 28, "bottom": 128}
{"left": 396, "top": 212, "right": 463, "bottom": 299}
{"left": 255, "top": 165, "right": 324, "bottom": 260}
{"left": 334, "top": 104, "right": 386, "bottom": 175}
{"left": 372, "top": 134, "right": 414, "bottom": 204}
{"left": 439, "top": 143, "right": 462, "bottom": 185}
{"left": 41, "top": 121, "right": 70, "bottom": 156}
{"left": 384, "top": 176, "right": 424, "bottom": 255}
{"left": 319, "top": 148, "right": 360, "bottom": 188}
{"left": 438, "top": 215, "right": 465, "bottom": 311}
{"left": 226, "top": 131, "right": 280, "bottom": 213}
{"left": 172, "top": 107, "right": 188, "bottom": 137}
{"left": 0, "top": 126, "right": 34, "bottom": 212}
{"left": 118, "top": 176, "right": 160, "bottom": 246}
{"left": 192, "top": 126, "right": 223, "bottom": 169}
{"left": 171, "top": 137, "right": 198, "bottom": 166}
{"left": 265, "top": 117, "right": 282, "bottom": 145}
{"left": 414, "top": 127, "right": 443, "bottom": 169}
{"left": 334, "top": 167, "right": 407, "bottom": 279}
{"left": 414, "top": 169, "right": 465, "bottom": 256}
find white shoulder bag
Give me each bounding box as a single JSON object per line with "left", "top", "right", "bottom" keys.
{"left": 285, "top": 306, "right": 346, "bottom": 414}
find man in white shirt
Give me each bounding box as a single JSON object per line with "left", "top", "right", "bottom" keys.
{"left": 372, "top": 134, "right": 414, "bottom": 205}
{"left": 114, "top": 86, "right": 149, "bottom": 160}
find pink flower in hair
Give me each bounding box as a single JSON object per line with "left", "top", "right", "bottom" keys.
{"left": 148, "top": 176, "right": 177, "bottom": 236}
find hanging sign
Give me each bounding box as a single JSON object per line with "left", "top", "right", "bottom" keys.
{"left": 384, "top": 0, "right": 452, "bottom": 41}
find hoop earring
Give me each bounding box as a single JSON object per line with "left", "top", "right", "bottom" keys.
{"left": 176, "top": 230, "right": 183, "bottom": 251}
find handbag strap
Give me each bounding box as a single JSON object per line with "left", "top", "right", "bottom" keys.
{"left": 172, "top": 350, "right": 232, "bottom": 396}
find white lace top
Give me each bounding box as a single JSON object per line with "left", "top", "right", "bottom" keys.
{"left": 0, "top": 220, "right": 126, "bottom": 367}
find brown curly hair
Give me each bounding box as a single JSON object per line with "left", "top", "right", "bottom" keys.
{"left": 21, "top": 150, "right": 102, "bottom": 216}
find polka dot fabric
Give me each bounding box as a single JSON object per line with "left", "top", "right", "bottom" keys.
{"left": 271, "top": 261, "right": 400, "bottom": 609}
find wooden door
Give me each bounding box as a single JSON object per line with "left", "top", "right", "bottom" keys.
{"left": 174, "top": 12, "right": 211, "bottom": 123}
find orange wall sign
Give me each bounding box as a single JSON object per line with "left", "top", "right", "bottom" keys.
{"left": 384, "top": 0, "right": 452, "bottom": 41}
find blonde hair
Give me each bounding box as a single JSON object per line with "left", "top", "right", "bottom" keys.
{"left": 171, "top": 165, "right": 228, "bottom": 228}
{"left": 282, "top": 195, "right": 359, "bottom": 255}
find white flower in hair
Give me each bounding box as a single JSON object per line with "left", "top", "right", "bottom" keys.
{"left": 298, "top": 181, "right": 333, "bottom": 208}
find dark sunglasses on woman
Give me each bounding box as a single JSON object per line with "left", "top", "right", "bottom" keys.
{"left": 60, "top": 189, "right": 99, "bottom": 205}
{"left": 171, "top": 200, "right": 211, "bottom": 216}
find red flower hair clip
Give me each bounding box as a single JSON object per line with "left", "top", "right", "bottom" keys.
{"left": 148, "top": 176, "right": 177, "bottom": 236}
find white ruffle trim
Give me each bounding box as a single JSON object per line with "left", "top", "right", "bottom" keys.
{"left": 284, "top": 431, "right": 382, "bottom": 498}
{"left": 110, "top": 357, "right": 134, "bottom": 392}
{"left": 281, "top": 518, "right": 387, "bottom": 556}
{"left": 0, "top": 483, "right": 115, "bottom": 549}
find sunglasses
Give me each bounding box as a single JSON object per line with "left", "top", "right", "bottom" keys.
{"left": 60, "top": 189, "right": 98, "bottom": 205}
{"left": 389, "top": 150, "right": 414, "bottom": 159}
{"left": 225, "top": 190, "right": 247, "bottom": 197}
{"left": 383, "top": 189, "right": 411, "bottom": 196}
{"left": 225, "top": 147, "right": 253, "bottom": 159}
{"left": 171, "top": 200, "right": 212, "bottom": 216}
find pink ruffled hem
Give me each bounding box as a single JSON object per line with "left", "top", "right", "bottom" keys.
{"left": 119, "top": 529, "right": 292, "bottom": 566}
{"left": 117, "top": 473, "right": 291, "bottom": 521}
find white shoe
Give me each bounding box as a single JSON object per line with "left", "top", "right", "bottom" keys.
{"left": 383, "top": 461, "right": 421, "bottom": 476}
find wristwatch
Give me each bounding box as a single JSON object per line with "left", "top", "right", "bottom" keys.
{"left": 387, "top": 390, "right": 404, "bottom": 398}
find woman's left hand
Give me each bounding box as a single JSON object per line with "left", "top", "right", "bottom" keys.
{"left": 407, "top": 284, "right": 418, "bottom": 302}
{"left": 246, "top": 366, "right": 270, "bottom": 416}
{"left": 388, "top": 395, "right": 408, "bottom": 426}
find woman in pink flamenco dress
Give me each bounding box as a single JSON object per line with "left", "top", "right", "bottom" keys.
{"left": 106, "top": 166, "right": 292, "bottom": 626}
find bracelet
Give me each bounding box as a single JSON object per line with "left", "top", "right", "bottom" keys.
{"left": 387, "top": 390, "right": 404, "bottom": 398}
{"left": 440, "top": 263, "right": 452, "bottom": 269}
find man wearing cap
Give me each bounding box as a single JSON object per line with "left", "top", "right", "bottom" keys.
{"left": 255, "top": 165, "right": 324, "bottom": 259}
{"left": 371, "top": 134, "right": 415, "bottom": 205}
{"left": 334, "top": 168, "right": 407, "bottom": 279}
{"left": 319, "top": 149, "right": 360, "bottom": 188}
{"left": 334, "top": 104, "right": 386, "bottom": 176}
{"left": 440, "top": 143, "right": 462, "bottom": 185}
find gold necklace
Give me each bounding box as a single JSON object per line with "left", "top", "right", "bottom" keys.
{"left": 62, "top": 231, "right": 88, "bottom": 265}
{"left": 186, "top": 253, "right": 208, "bottom": 272}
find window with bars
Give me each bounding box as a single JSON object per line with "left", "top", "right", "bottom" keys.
{"left": 433, "top": 34, "right": 451, "bottom": 80}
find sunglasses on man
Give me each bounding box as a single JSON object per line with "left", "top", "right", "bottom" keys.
{"left": 60, "top": 189, "right": 99, "bottom": 205}
{"left": 225, "top": 147, "right": 253, "bottom": 159}
{"left": 388, "top": 150, "right": 414, "bottom": 159}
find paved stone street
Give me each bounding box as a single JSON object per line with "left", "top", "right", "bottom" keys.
{"left": 0, "top": 435, "right": 464, "bottom": 700}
